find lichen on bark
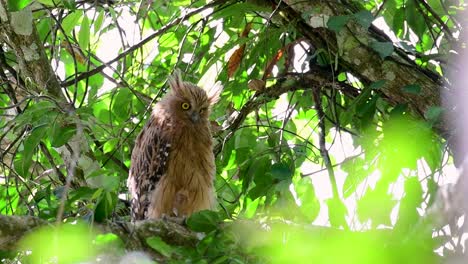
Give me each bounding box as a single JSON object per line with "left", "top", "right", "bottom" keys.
{"left": 10, "top": 7, "right": 33, "bottom": 36}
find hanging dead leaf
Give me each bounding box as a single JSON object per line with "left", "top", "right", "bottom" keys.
{"left": 241, "top": 22, "right": 252, "bottom": 38}
{"left": 226, "top": 22, "right": 253, "bottom": 78}
{"left": 227, "top": 45, "right": 245, "bottom": 78}
{"left": 285, "top": 41, "right": 296, "bottom": 72}
{"left": 248, "top": 79, "right": 266, "bottom": 92}
{"left": 263, "top": 48, "right": 284, "bottom": 80}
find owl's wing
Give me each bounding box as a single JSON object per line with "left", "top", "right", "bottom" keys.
{"left": 128, "top": 118, "right": 170, "bottom": 220}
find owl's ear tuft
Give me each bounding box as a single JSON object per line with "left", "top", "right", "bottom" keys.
{"left": 207, "top": 82, "right": 223, "bottom": 105}
{"left": 168, "top": 69, "right": 185, "bottom": 95}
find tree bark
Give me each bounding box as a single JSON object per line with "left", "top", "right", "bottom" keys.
{"left": 0, "top": 215, "right": 197, "bottom": 261}
{"left": 279, "top": 0, "right": 442, "bottom": 117}
{"left": 0, "top": 0, "right": 63, "bottom": 99}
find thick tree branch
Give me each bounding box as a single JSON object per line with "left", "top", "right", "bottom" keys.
{"left": 214, "top": 71, "right": 357, "bottom": 155}
{"left": 0, "top": 214, "right": 441, "bottom": 262}
{"left": 278, "top": 0, "right": 441, "bottom": 117}
{"left": 0, "top": 1, "right": 63, "bottom": 99}
{"left": 0, "top": 215, "right": 197, "bottom": 261}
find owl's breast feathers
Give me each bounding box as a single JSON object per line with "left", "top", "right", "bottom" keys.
{"left": 166, "top": 116, "right": 215, "bottom": 186}
{"left": 129, "top": 111, "right": 216, "bottom": 220}
{"left": 152, "top": 116, "right": 216, "bottom": 217}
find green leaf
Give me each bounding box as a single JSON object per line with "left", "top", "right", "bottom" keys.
{"left": 251, "top": 157, "right": 272, "bottom": 186}
{"left": 234, "top": 128, "right": 256, "bottom": 149}
{"left": 173, "top": 0, "right": 190, "bottom": 6}
{"left": 357, "top": 94, "right": 378, "bottom": 127}
{"left": 95, "top": 233, "right": 124, "bottom": 249}
{"left": 396, "top": 176, "right": 423, "bottom": 232}
{"left": 353, "top": 10, "right": 374, "bottom": 29}
{"left": 271, "top": 163, "right": 292, "bottom": 181}
{"left": 36, "top": 0, "right": 56, "bottom": 5}
{"left": 248, "top": 157, "right": 273, "bottom": 200}
{"left": 370, "top": 41, "right": 394, "bottom": 59}
{"left": 186, "top": 210, "right": 220, "bottom": 232}
{"left": 50, "top": 120, "right": 76, "bottom": 147}
{"left": 78, "top": 13, "right": 90, "bottom": 49}
{"left": 424, "top": 106, "right": 444, "bottom": 124}
{"left": 327, "top": 15, "right": 351, "bottom": 32}
{"left": 7, "top": 0, "right": 32, "bottom": 11}
{"left": 342, "top": 157, "right": 368, "bottom": 198}
{"left": 87, "top": 171, "right": 119, "bottom": 192}
{"left": 326, "top": 197, "right": 347, "bottom": 228}
{"left": 62, "top": 11, "right": 81, "bottom": 33}
{"left": 112, "top": 88, "right": 132, "bottom": 121}
{"left": 63, "top": 0, "right": 76, "bottom": 9}
{"left": 357, "top": 184, "right": 396, "bottom": 226}
{"left": 94, "top": 10, "right": 105, "bottom": 33}
{"left": 295, "top": 177, "right": 320, "bottom": 222}
{"left": 382, "top": 0, "right": 397, "bottom": 28}
{"left": 392, "top": 8, "right": 405, "bottom": 36}
{"left": 402, "top": 84, "right": 421, "bottom": 95}
{"left": 67, "top": 187, "right": 95, "bottom": 205}
{"left": 103, "top": 138, "right": 119, "bottom": 154}
{"left": 211, "top": 2, "right": 270, "bottom": 20}
{"left": 337, "top": 72, "right": 347, "bottom": 81}
{"left": 94, "top": 191, "right": 117, "bottom": 222}
{"left": 369, "top": 80, "right": 386, "bottom": 90}
{"left": 14, "top": 125, "right": 48, "bottom": 177}
{"left": 405, "top": 0, "right": 426, "bottom": 37}
{"left": 146, "top": 236, "right": 174, "bottom": 258}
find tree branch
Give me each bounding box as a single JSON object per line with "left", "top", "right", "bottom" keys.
{"left": 0, "top": 1, "right": 63, "bottom": 99}
{"left": 0, "top": 214, "right": 197, "bottom": 261}
{"left": 60, "top": 0, "right": 228, "bottom": 88}
{"left": 278, "top": 0, "right": 441, "bottom": 117}
{"left": 312, "top": 86, "right": 339, "bottom": 200}
{"left": 214, "top": 71, "right": 358, "bottom": 155}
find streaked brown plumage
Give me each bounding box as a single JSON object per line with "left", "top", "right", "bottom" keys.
{"left": 127, "top": 70, "right": 221, "bottom": 220}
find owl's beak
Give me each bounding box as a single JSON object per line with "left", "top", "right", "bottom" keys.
{"left": 190, "top": 112, "right": 200, "bottom": 123}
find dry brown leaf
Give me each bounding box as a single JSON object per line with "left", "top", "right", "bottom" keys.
{"left": 227, "top": 45, "right": 245, "bottom": 78}
{"left": 241, "top": 22, "right": 253, "bottom": 38}
{"left": 226, "top": 22, "right": 253, "bottom": 78}
{"left": 248, "top": 79, "right": 266, "bottom": 92}
{"left": 285, "top": 42, "right": 296, "bottom": 72}
{"left": 263, "top": 48, "right": 284, "bottom": 80}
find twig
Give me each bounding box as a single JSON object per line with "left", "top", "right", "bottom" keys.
{"left": 40, "top": 143, "right": 67, "bottom": 184}
{"left": 415, "top": 0, "right": 454, "bottom": 42}
{"left": 214, "top": 72, "right": 358, "bottom": 155}
{"left": 312, "top": 86, "right": 339, "bottom": 199}
{"left": 56, "top": 121, "right": 83, "bottom": 223}
{"left": 60, "top": 0, "right": 227, "bottom": 87}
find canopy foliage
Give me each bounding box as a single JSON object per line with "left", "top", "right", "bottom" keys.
{"left": 0, "top": 0, "right": 466, "bottom": 262}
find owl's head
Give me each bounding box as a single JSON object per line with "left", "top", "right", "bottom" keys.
{"left": 164, "top": 70, "right": 222, "bottom": 125}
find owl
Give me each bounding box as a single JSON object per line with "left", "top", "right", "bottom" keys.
{"left": 127, "top": 70, "right": 222, "bottom": 221}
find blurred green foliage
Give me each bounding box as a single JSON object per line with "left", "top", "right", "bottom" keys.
{"left": 0, "top": 0, "right": 462, "bottom": 262}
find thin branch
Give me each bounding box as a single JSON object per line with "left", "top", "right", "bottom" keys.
{"left": 214, "top": 71, "right": 358, "bottom": 155}
{"left": 39, "top": 142, "right": 67, "bottom": 184}
{"left": 60, "top": 0, "right": 228, "bottom": 87}
{"left": 416, "top": 0, "right": 454, "bottom": 42}
{"left": 312, "top": 87, "right": 339, "bottom": 199}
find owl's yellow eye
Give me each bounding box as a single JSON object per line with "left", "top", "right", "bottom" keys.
{"left": 181, "top": 102, "right": 191, "bottom": 110}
